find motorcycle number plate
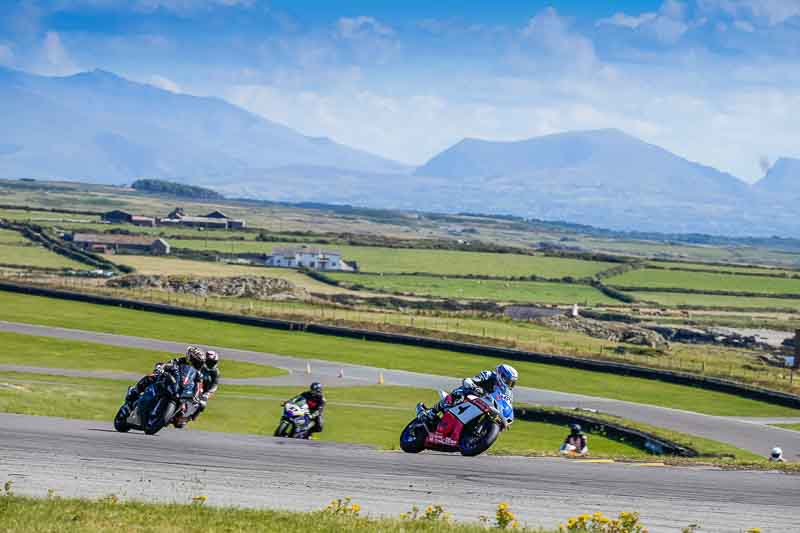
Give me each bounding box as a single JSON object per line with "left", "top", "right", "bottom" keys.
{"left": 449, "top": 402, "right": 482, "bottom": 424}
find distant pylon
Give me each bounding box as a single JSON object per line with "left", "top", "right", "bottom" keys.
{"left": 306, "top": 362, "right": 312, "bottom": 375}
{"left": 337, "top": 368, "right": 344, "bottom": 378}
{"left": 378, "top": 372, "right": 384, "bottom": 385}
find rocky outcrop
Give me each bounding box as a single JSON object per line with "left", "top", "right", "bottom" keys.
{"left": 107, "top": 275, "right": 298, "bottom": 299}
{"left": 536, "top": 315, "right": 669, "bottom": 351}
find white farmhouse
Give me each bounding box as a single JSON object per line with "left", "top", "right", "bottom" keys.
{"left": 265, "top": 246, "right": 355, "bottom": 271}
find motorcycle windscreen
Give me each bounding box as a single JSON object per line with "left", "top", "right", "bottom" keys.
{"left": 175, "top": 366, "right": 199, "bottom": 398}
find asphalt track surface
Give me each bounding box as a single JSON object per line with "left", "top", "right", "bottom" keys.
{"left": 2, "top": 320, "right": 799, "bottom": 460}
{"left": 1, "top": 414, "right": 798, "bottom": 533}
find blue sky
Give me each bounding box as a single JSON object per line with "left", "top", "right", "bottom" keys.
{"left": 2, "top": 0, "right": 799, "bottom": 181}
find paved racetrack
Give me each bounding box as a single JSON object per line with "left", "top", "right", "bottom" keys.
{"left": 2, "top": 320, "right": 798, "bottom": 459}
{"left": 1, "top": 413, "right": 797, "bottom": 533}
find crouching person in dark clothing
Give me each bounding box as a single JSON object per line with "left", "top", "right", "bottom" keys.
{"left": 560, "top": 423, "right": 589, "bottom": 456}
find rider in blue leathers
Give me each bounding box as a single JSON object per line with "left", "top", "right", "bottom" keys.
{"left": 418, "top": 364, "right": 518, "bottom": 422}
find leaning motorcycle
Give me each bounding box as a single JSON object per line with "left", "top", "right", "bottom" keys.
{"left": 274, "top": 398, "right": 314, "bottom": 439}
{"left": 400, "top": 386, "right": 513, "bottom": 456}
{"left": 114, "top": 364, "right": 202, "bottom": 435}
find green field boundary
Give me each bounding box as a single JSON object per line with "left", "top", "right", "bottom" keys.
{"left": 611, "top": 285, "right": 800, "bottom": 300}
{"left": 1, "top": 280, "right": 799, "bottom": 413}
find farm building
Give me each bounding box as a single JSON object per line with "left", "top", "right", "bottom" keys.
{"left": 101, "top": 210, "right": 155, "bottom": 227}
{"left": 159, "top": 207, "right": 245, "bottom": 229}
{"left": 70, "top": 233, "right": 170, "bottom": 255}
{"left": 265, "top": 246, "right": 355, "bottom": 271}
{"left": 203, "top": 209, "right": 247, "bottom": 229}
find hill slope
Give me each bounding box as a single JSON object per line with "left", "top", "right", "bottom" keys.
{"left": 755, "top": 158, "right": 800, "bottom": 196}
{"left": 411, "top": 129, "right": 756, "bottom": 233}
{"left": 0, "top": 67, "right": 408, "bottom": 184}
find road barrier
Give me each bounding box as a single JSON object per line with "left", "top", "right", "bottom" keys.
{"left": 514, "top": 407, "right": 697, "bottom": 457}
{"left": 2, "top": 280, "right": 800, "bottom": 410}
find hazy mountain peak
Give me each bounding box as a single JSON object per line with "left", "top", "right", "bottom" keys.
{"left": 756, "top": 157, "right": 800, "bottom": 194}
{"left": 0, "top": 67, "right": 409, "bottom": 184}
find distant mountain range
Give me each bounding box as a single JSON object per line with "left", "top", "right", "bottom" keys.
{"left": 0, "top": 67, "right": 797, "bottom": 236}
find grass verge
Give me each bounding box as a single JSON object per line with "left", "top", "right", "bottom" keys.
{"left": 0, "top": 372, "right": 647, "bottom": 458}
{"left": 0, "top": 495, "right": 556, "bottom": 533}
{"left": 0, "top": 331, "right": 285, "bottom": 379}
{"left": 0, "top": 291, "right": 797, "bottom": 417}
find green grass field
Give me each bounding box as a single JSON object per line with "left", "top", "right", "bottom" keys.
{"left": 0, "top": 496, "right": 560, "bottom": 533}
{"left": 649, "top": 261, "right": 798, "bottom": 276}
{"left": 0, "top": 229, "right": 86, "bottom": 269}
{"left": 328, "top": 273, "right": 617, "bottom": 304}
{"left": 174, "top": 240, "right": 615, "bottom": 278}
{"left": 774, "top": 423, "right": 800, "bottom": 431}
{"left": 0, "top": 330, "right": 285, "bottom": 379}
{"left": 0, "top": 291, "right": 797, "bottom": 417}
{"left": 0, "top": 372, "right": 645, "bottom": 457}
{"left": 608, "top": 268, "right": 800, "bottom": 295}
{"left": 632, "top": 291, "right": 800, "bottom": 310}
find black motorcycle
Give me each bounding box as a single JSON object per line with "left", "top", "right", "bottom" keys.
{"left": 114, "top": 364, "right": 202, "bottom": 435}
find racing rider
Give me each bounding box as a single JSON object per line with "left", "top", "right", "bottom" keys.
{"left": 285, "top": 382, "right": 326, "bottom": 434}
{"left": 190, "top": 350, "right": 220, "bottom": 421}
{"left": 418, "top": 363, "right": 518, "bottom": 423}
{"left": 124, "top": 346, "right": 206, "bottom": 410}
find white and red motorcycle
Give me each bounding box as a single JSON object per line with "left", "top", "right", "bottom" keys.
{"left": 400, "top": 386, "right": 514, "bottom": 456}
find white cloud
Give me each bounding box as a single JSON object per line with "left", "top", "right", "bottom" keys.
{"left": 337, "top": 16, "right": 394, "bottom": 40}
{"left": 33, "top": 32, "right": 79, "bottom": 76}
{"left": 520, "top": 8, "right": 597, "bottom": 73}
{"left": 148, "top": 74, "right": 181, "bottom": 93}
{"left": 699, "top": 0, "right": 800, "bottom": 26}
{"left": 597, "top": 12, "right": 658, "bottom": 29}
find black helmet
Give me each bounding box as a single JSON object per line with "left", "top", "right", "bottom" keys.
{"left": 205, "top": 350, "right": 219, "bottom": 369}
{"left": 186, "top": 346, "right": 206, "bottom": 370}
{"left": 570, "top": 423, "right": 582, "bottom": 434}
{"left": 309, "top": 382, "right": 323, "bottom": 396}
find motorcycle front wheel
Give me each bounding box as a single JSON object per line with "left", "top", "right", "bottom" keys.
{"left": 459, "top": 417, "right": 500, "bottom": 457}
{"left": 399, "top": 419, "right": 427, "bottom": 453}
{"left": 144, "top": 399, "right": 177, "bottom": 435}
{"left": 113, "top": 404, "right": 131, "bottom": 433}
{"left": 274, "top": 420, "right": 292, "bottom": 438}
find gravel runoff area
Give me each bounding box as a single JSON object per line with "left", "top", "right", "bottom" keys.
{"left": 0, "top": 320, "right": 799, "bottom": 460}
{"left": 1, "top": 414, "right": 798, "bottom": 533}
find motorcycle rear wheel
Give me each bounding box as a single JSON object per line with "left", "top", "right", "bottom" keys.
{"left": 113, "top": 405, "right": 131, "bottom": 433}
{"left": 459, "top": 417, "right": 500, "bottom": 457}
{"left": 145, "top": 400, "right": 177, "bottom": 435}
{"left": 399, "top": 419, "right": 426, "bottom": 453}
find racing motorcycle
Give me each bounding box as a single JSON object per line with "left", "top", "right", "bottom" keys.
{"left": 400, "top": 386, "right": 514, "bottom": 456}
{"left": 114, "top": 363, "right": 203, "bottom": 435}
{"left": 274, "top": 397, "right": 315, "bottom": 439}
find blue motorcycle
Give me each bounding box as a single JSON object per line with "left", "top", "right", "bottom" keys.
{"left": 114, "top": 364, "right": 202, "bottom": 435}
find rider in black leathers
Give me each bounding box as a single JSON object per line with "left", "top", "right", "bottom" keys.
{"left": 286, "top": 382, "right": 326, "bottom": 433}
{"left": 191, "top": 350, "right": 220, "bottom": 421}
{"left": 124, "top": 346, "right": 205, "bottom": 409}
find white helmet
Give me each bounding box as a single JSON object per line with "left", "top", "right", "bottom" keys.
{"left": 771, "top": 447, "right": 783, "bottom": 460}
{"left": 496, "top": 363, "right": 519, "bottom": 390}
